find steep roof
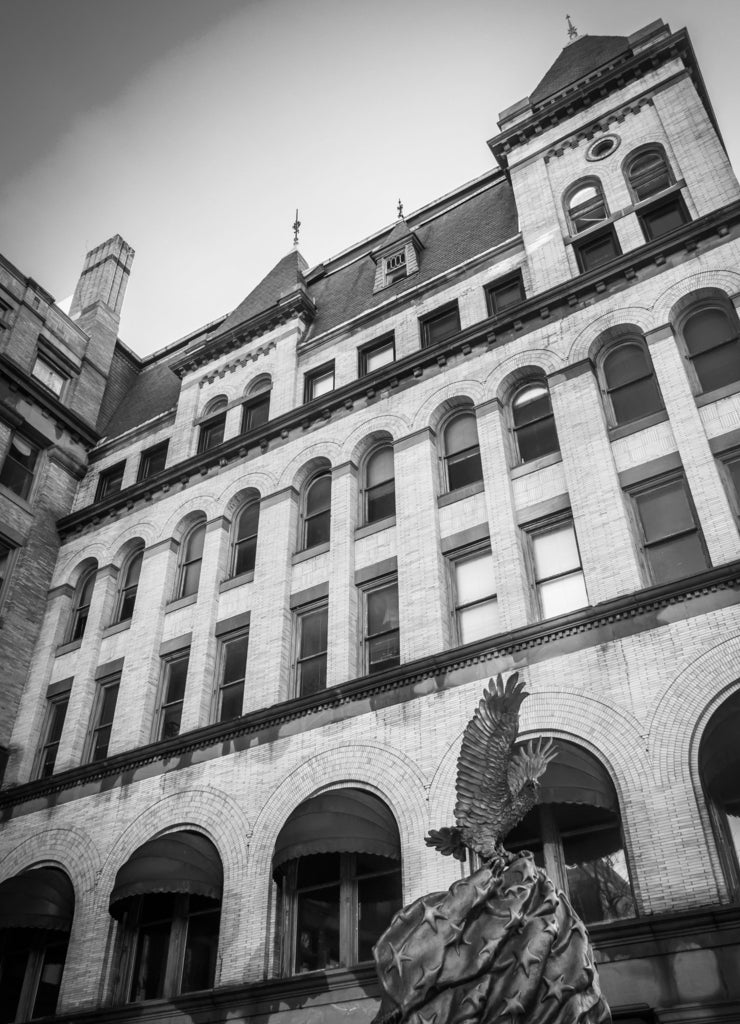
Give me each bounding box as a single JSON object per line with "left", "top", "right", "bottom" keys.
{"left": 218, "top": 248, "right": 309, "bottom": 336}
{"left": 530, "top": 34, "right": 631, "bottom": 105}
{"left": 377, "top": 218, "right": 417, "bottom": 252}
{"left": 100, "top": 356, "right": 181, "bottom": 438}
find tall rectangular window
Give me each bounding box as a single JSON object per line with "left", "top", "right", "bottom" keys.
{"left": 363, "top": 580, "right": 400, "bottom": 674}
{"left": 241, "top": 393, "right": 270, "bottom": 433}
{"left": 630, "top": 475, "right": 709, "bottom": 584}
{"left": 452, "top": 548, "right": 499, "bottom": 644}
{"left": 720, "top": 451, "right": 740, "bottom": 519}
{"left": 304, "top": 363, "right": 335, "bottom": 402}
{"left": 530, "top": 519, "right": 588, "bottom": 619}
{"left": 420, "top": 303, "right": 460, "bottom": 348}
{"left": 95, "top": 462, "right": 126, "bottom": 501}
{"left": 157, "top": 651, "right": 190, "bottom": 740}
{"left": 32, "top": 354, "right": 67, "bottom": 396}
{"left": 0, "top": 433, "right": 39, "bottom": 500}
{"left": 573, "top": 228, "right": 621, "bottom": 274}
{"left": 35, "top": 691, "right": 70, "bottom": 779}
{"left": 359, "top": 335, "right": 395, "bottom": 376}
{"left": 296, "top": 602, "right": 328, "bottom": 696}
{"left": 217, "top": 632, "right": 249, "bottom": 721}
{"left": 137, "top": 441, "right": 169, "bottom": 482}
{"left": 485, "top": 272, "right": 525, "bottom": 317}
{"left": 87, "top": 674, "right": 120, "bottom": 762}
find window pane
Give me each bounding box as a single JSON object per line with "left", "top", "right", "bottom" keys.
{"left": 459, "top": 599, "right": 499, "bottom": 644}
{"left": 366, "top": 448, "right": 393, "bottom": 487}
{"left": 357, "top": 869, "right": 403, "bottom": 962}
{"left": 646, "top": 534, "right": 709, "bottom": 583}
{"left": 310, "top": 370, "right": 334, "bottom": 398}
{"left": 129, "top": 918, "right": 171, "bottom": 1001}
{"left": 0, "top": 946, "right": 29, "bottom": 1023}
{"left": 305, "top": 510, "right": 330, "bottom": 548}
{"left": 92, "top": 724, "right": 113, "bottom": 761}
{"left": 447, "top": 450, "right": 483, "bottom": 490}
{"left": 424, "top": 307, "right": 459, "bottom": 346}
{"left": 513, "top": 384, "right": 549, "bottom": 424}
{"left": 296, "top": 885, "right": 341, "bottom": 972}
{"left": 641, "top": 199, "right": 688, "bottom": 240}
{"left": 635, "top": 482, "right": 695, "bottom": 542}
{"left": 124, "top": 551, "right": 143, "bottom": 589}
{"left": 235, "top": 503, "right": 259, "bottom": 540}
{"left": 99, "top": 683, "right": 119, "bottom": 724}
{"left": 563, "top": 827, "right": 635, "bottom": 925}
{"left": 488, "top": 277, "right": 524, "bottom": 314}
{"left": 610, "top": 375, "right": 664, "bottom": 425}
{"left": 47, "top": 699, "right": 69, "bottom": 744}
{"left": 603, "top": 345, "right": 650, "bottom": 388}
{"left": 539, "top": 571, "right": 588, "bottom": 618}
{"left": 160, "top": 703, "right": 183, "bottom": 739}
{"left": 181, "top": 906, "right": 220, "bottom": 993}
{"left": 628, "top": 151, "right": 670, "bottom": 200}
{"left": 234, "top": 536, "right": 257, "bottom": 575}
{"left": 306, "top": 476, "right": 331, "bottom": 516}
{"left": 300, "top": 608, "right": 328, "bottom": 658}
{"left": 533, "top": 525, "right": 580, "bottom": 579}
{"left": 684, "top": 309, "right": 735, "bottom": 355}
{"left": 243, "top": 395, "right": 270, "bottom": 431}
{"left": 364, "top": 342, "right": 394, "bottom": 373}
{"left": 165, "top": 659, "right": 189, "bottom": 702}
{"left": 367, "top": 585, "right": 399, "bottom": 635}
{"left": 444, "top": 414, "right": 478, "bottom": 456}
{"left": 181, "top": 560, "right": 201, "bottom": 597}
{"left": 456, "top": 552, "right": 495, "bottom": 604}
{"left": 368, "top": 633, "right": 400, "bottom": 671}
{"left": 727, "top": 457, "right": 740, "bottom": 503}
{"left": 297, "top": 853, "right": 341, "bottom": 887}
{"left": 693, "top": 343, "right": 740, "bottom": 393}
{"left": 185, "top": 525, "right": 206, "bottom": 561}
{"left": 32, "top": 357, "right": 66, "bottom": 395}
{"left": 577, "top": 231, "right": 620, "bottom": 272}
{"left": 219, "top": 680, "right": 244, "bottom": 721}
{"left": 139, "top": 443, "right": 168, "bottom": 479}
{"left": 299, "top": 656, "right": 326, "bottom": 695}
{"left": 366, "top": 481, "right": 395, "bottom": 523}
{"left": 119, "top": 588, "right": 137, "bottom": 622}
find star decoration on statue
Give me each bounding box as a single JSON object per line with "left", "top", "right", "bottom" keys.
{"left": 385, "top": 940, "right": 412, "bottom": 976}
{"left": 459, "top": 979, "right": 489, "bottom": 1013}
{"left": 501, "top": 993, "right": 526, "bottom": 1020}
{"left": 515, "top": 941, "right": 542, "bottom": 977}
{"left": 419, "top": 899, "right": 447, "bottom": 932}
{"left": 541, "top": 973, "right": 576, "bottom": 1005}
{"left": 504, "top": 909, "right": 526, "bottom": 934}
{"left": 443, "top": 921, "right": 470, "bottom": 953}
{"left": 477, "top": 937, "right": 500, "bottom": 961}
{"left": 413, "top": 959, "right": 443, "bottom": 990}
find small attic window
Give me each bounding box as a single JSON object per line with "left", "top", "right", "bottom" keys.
{"left": 384, "top": 251, "right": 407, "bottom": 285}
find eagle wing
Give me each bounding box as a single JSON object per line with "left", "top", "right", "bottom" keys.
{"left": 454, "top": 674, "right": 527, "bottom": 837}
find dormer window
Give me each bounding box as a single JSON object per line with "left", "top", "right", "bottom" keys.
{"left": 384, "top": 251, "right": 407, "bottom": 285}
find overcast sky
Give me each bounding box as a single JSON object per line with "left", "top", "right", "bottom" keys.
{"left": 1, "top": 0, "right": 738, "bottom": 358}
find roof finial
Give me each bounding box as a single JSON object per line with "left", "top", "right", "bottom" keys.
{"left": 292, "top": 208, "right": 301, "bottom": 248}
{"left": 397, "top": 198, "right": 404, "bottom": 219}
{"left": 566, "top": 13, "right": 579, "bottom": 41}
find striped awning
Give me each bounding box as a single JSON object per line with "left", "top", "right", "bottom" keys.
{"left": 109, "top": 831, "right": 223, "bottom": 920}
{"left": 0, "top": 868, "right": 74, "bottom": 932}
{"left": 273, "top": 789, "right": 400, "bottom": 878}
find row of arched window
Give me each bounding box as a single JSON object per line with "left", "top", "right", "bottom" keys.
{"left": 4, "top": 704, "right": 740, "bottom": 1021}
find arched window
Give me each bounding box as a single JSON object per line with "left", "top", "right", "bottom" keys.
{"left": 69, "top": 568, "right": 96, "bottom": 641}
{"left": 699, "top": 690, "right": 740, "bottom": 894}
{"left": 302, "top": 473, "right": 331, "bottom": 549}
{"left": 565, "top": 179, "right": 621, "bottom": 272}
{"left": 601, "top": 339, "right": 664, "bottom": 426}
{"left": 273, "top": 789, "right": 402, "bottom": 975}
{"left": 507, "top": 741, "right": 636, "bottom": 925}
{"left": 363, "top": 445, "right": 395, "bottom": 523}
{"left": 624, "top": 147, "right": 689, "bottom": 240}
{"left": 682, "top": 305, "right": 740, "bottom": 394}
{"left": 197, "top": 397, "right": 227, "bottom": 453}
{"left": 231, "top": 500, "right": 259, "bottom": 577}
{"left": 116, "top": 547, "right": 144, "bottom": 622}
{"left": 177, "top": 521, "right": 206, "bottom": 599}
{"left": 443, "top": 412, "right": 483, "bottom": 491}
{"left": 511, "top": 382, "right": 559, "bottom": 464}
{"left": 566, "top": 180, "right": 608, "bottom": 234}
{"left": 109, "top": 831, "right": 222, "bottom": 1001}
{"left": 0, "top": 867, "right": 74, "bottom": 1021}
{"left": 241, "top": 377, "right": 271, "bottom": 433}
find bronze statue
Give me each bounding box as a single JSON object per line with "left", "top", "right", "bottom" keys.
{"left": 372, "top": 674, "right": 611, "bottom": 1023}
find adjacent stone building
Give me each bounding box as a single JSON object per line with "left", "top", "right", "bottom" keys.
{"left": 1, "top": 18, "right": 740, "bottom": 1023}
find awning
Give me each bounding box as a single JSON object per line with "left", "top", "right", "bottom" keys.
{"left": 537, "top": 741, "right": 618, "bottom": 812}
{"left": 700, "top": 691, "right": 740, "bottom": 802}
{"left": 0, "top": 867, "right": 74, "bottom": 932}
{"left": 109, "top": 831, "right": 223, "bottom": 920}
{"left": 273, "top": 789, "right": 400, "bottom": 878}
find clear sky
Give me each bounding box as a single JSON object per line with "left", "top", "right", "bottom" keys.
{"left": 1, "top": 0, "right": 739, "bottom": 358}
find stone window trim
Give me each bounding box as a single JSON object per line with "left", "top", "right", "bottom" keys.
{"left": 440, "top": 408, "right": 484, "bottom": 495}
{"left": 523, "top": 512, "right": 589, "bottom": 622}
{"left": 299, "top": 471, "right": 332, "bottom": 552}
{"left": 0, "top": 531, "right": 21, "bottom": 613}
{"left": 358, "top": 333, "right": 395, "bottom": 377}
{"left": 136, "top": 440, "right": 169, "bottom": 482}
{"left": 31, "top": 352, "right": 70, "bottom": 398}
{"left": 213, "top": 627, "right": 250, "bottom": 723}
{"left": 484, "top": 269, "right": 526, "bottom": 318}
{"left": 175, "top": 519, "right": 206, "bottom": 600}
{"left": 508, "top": 379, "right": 560, "bottom": 468}
{"left": 229, "top": 497, "right": 260, "bottom": 579}
{"left": 419, "top": 301, "right": 461, "bottom": 350}
{"left": 360, "top": 442, "right": 396, "bottom": 526}
{"left": 359, "top": 574, "right": 400, "bottom": 676}
{"left": 33, "top": 684, "right": 72, "bottom": 780}
{"left": 448, "top": 542, "right": 499, "bottom": 648}
{"left": 595, "top": 335, "right": 665, "bottom": 430}
{"left": 303, "top": 361, "right": 335, "bottom": 403}
{"left": 717, "top": 446, "right": 740, "bottom": 524}
{"left": 154, "top": 648, "right": 191, "bottom": 742}
{"left": 197, "top": 396, "right": 228, "bottom": 453}
{"left": 67, "top": 567, "right": 97, "bottom": 644}
{"left": 674, "top": 299, "right": 740, "bottom": 399}
{"left": 354, "top": 515, "right": 396, "bottom": 540}
{"left": 293, "top": 597, "right": 329, "bottom": 698}
{"left": 563, "top": 176, "right": 610, "bottom": 235}
{"left": 95, "top": 460, "right": 126, "bottom": 502}
{"left": 0, "top": 430, "right": 42, "bottom": 504}
{"left": 113, "top": 545, "right": 144, "bottom": 625}
{"left": 84, "top": 671, "right": 121, "bottom": 763}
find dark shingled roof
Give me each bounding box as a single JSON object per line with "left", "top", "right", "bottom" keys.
{"left": 377, "top": 218, "right": 417, "bottom": 251}
{"left": 530, "top": 34, "right": 631, "bottom": 105}
{"left": 219, "top": 249, "right": 309, "bottom": 336}
{"left": 305, "top": 177, "right": 517, "bottom": 338}
{"left": 100, "top": 357, "right": 181, "bottom": 438}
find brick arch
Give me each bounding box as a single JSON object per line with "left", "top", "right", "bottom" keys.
{"left": 0, "top": 826, "right": 101, "bottom": 896}
{"left": 487, "top": 349, "right": 563, "bottom": 403}
{"left": 244, "top": 372, "right": 272, "bottom": 397}
{"left": 652, "top": 269, "right": 740, "bottom": 325}
{"left": 410, "top": 379, "right": 487, "bottom": 433}
{"left": 157, "top": 501, "right": 212, "bottom": 543}
{"left": 198, "top": 391, "right": 230, "bottom": 417}
{"left": 566, "top": 306, "right": 655, "bottom": 363}
{"left": 214, "top": 469, "right": 275, "bottom": 515}
{"left": 109, "top": 534, "right": 147, "bottom": 568}
{"left": 341, "top": 412, "right": 410, "bottom": 464}
{"left": 52, "top": 549, "right": 104, "bottom": 588}
{"left": 276, "top": 440, "right": 342, "bottom": 490}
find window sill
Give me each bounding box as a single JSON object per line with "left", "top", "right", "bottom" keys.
{"left": 509, "top": 452, "right": 562, "bottom": 479}
{"left": 55, "top": 638, "right": 82, "bottom": 657}
{"left": 437, "top": 480, "right": 485, "bottom": 507}
{"left": 0, "top": 483, "right": 32, "bottom": 513}
{"left": 220, "top": 570, "right": 255, "bottom": 593}
{"left": 355, "top": 516, "right": 396, "bottom": 539}
{"left": 608, "top": 409, "right": 669, "bottom": 441}
{"left": 292, "top": 541, "right": 330, "bottom": 564}
{"left": 165, "top": 593, "right": 197, "bottom": 613}
{"left": 695, "top": 378, "right": 740, "bottom": 407}
{"left": 101, "top": 619, "right": 132, "bottom": 638}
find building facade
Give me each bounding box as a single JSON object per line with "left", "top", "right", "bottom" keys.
{"left": 1, "top": 18, "right": 740, "bottom": 1023}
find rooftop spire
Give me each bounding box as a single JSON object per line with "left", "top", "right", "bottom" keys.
{"left": 397, "top": 198, "right": 404, "bottom": 219}
{"left": 292, "top": 208, "right": 301, "bottom": 248}
{"left": 566, "top": 13, "right": 579, "bottom": 42}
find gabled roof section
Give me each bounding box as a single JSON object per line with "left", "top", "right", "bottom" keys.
{"left": 377, "top": 218, "right": 417, "bottom": 253}
{"left": 530, "top": 34, "right": 631, "bottom": 106}
{"left": 219, "top": 248, "right": 309, "bottom": 336}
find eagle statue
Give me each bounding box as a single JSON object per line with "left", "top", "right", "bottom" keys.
{"left": 371, "top": 674, "right": 612, "bottom": 1024}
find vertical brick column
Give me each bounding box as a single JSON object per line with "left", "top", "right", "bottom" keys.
{"left": 5, "top": 584, "right": 75, "bottom": 783}
{"left": 327, "top": 462, "right": 358, "bottom": 686}
{"left": 108, "top": 539, "right": 178, "bottom": 752}
{"left": 245, "top": 487, "right": 296, "bottom": 709}
{"left": 549, "top": 362, "right": 643, "bottom": 602}
{"left": 394, "top": 429, "right": 447, "bottom": 660}
{"left": 475, "top": 399, "right": 532, "bottom": 630}
{"left": 646, "top": 325, "right": 740, "bottom": 565}
{"left": 169, "top": 379, "right": 200, "bottom": 463}
{"left": 55, "top": 565, "right": 119, "bottom": 770}
{"left": 180, "top": 517, "right": 231, "bottom": 731}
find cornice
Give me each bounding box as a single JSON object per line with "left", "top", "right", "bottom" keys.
{"left": 0, "top": 353, "right": 99, "bottom": 447}
{"left": 56, "top": 199, "right": 740, "bottom": 540}
{"left": 2, "top": 559, "right": 739, "bottom": 814}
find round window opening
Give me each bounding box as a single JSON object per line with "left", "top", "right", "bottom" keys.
{"left": 586, "top": 134, "right": 620, "bottom": 162}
